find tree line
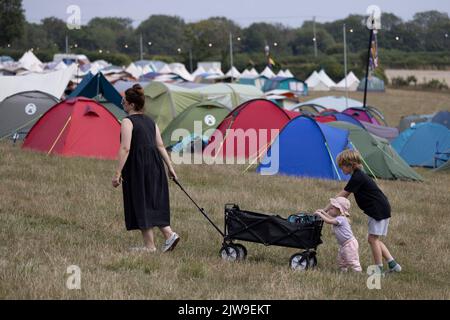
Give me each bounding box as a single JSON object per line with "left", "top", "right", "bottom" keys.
{"left": 1, "top": 0, "right": 449, "bottom": 81}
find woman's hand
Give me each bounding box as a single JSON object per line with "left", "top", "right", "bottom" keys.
{"left": 112, "top": 172, "right": 123, "bottom": 188}
{"left": 168, "top": 167, "right": 178, "bottom": 182}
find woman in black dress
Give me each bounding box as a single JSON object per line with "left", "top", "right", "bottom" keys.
{"left": 112, "top": 85, "right": 180, "bottom": 253}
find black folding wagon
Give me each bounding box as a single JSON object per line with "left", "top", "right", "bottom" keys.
{"left": 174, "top": 180, "right": 324, "bottom": 270}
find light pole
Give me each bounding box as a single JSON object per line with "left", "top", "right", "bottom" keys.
{"left": 343, "top": 24, "right": 349, "bottom": 108}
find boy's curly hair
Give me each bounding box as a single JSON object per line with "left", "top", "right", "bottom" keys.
{"left": 337, "top": 150, "right": 363, "bottom": 170}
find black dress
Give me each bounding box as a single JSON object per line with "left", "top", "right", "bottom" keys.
{"left": 121, "top": 114, "right": 170, "bottom": 230}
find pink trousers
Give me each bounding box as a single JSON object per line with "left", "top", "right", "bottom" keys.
{"left": 337, "top": 238, "right": 362, "bottom": 272}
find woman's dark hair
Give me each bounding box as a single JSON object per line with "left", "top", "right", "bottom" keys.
{"left": 125, "top": 84, "right": 145, "bottom": 111}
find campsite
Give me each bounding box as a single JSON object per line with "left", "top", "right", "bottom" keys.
{"left": 1, "top": 0, "right": 449, "bottom": 301}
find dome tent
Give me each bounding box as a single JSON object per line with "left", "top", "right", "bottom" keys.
{"left": 0, "top": 91, "right": 59, "bottom": 140}
{"left": 23, "top": 97, "right": 120, "bottom": 160}
{"left": 328, "top": 121, "right": 423, "bottom": 181}
{"left": 257, "top": 116, "right": 351, "bottom": 181}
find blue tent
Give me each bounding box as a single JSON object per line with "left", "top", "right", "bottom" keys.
{"left": 69, "top": 72, "right": 123, "bottom": 109}
{"left": 432, "top": 111, "right": 450, "bottom": 129}
{"left": 357, "top": 76, "right": 385, "bottom": 92}
{"left": 257, "top": 116, "right": 351, "bottom": 180}
{"left": 392, "top": 122, "right": 450, "bottom": 168}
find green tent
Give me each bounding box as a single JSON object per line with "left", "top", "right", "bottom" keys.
{"left": 144, "top": 82, "right": 204, "bottom": 131}
{"left": 161, "top": 101, "right": 228, "bottom": 147}
{"left": 144, "top": 82, "right": 264, "bottom": 132}
{"left": 328, "top": 121, "right": 423, "bottom": 181}
{"left": 196, "top": 83, "right": 264, "bottom": 110}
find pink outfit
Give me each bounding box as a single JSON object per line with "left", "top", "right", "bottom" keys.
{"left": 337, "top": 238, "right": 362, "bottom": 272}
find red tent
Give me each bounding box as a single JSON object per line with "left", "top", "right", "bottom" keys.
{"left": 205, "top": 99, "right": 295, "bottom": 160}
{"left": 23, "top": 97, "right": 121, "bottom": 160}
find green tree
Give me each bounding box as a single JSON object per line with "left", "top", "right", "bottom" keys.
{"left": 136, "top": 15, "right": 187, "bottom": 56}
{"left": 0, "top": 0, "right": 25, "bottom": 46}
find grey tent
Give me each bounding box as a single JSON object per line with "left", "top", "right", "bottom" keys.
{"left": 0, "top": 91, "right": 59, "bottom": 140}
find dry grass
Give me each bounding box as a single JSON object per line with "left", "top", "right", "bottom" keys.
{"left": 0, "top": 89, "right": 449, "bottom": 300}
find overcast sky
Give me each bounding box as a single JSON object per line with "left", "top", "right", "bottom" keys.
{"left": 23, "top": 0, "right": 450, "bottom": 27}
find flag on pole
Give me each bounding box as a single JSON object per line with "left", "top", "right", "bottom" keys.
{"left": 369, "top": 31, "right": 379, "bottom": 71}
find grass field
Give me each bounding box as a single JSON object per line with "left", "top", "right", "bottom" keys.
{"left": 0, "top": 89, "right": 449, "bottom": 300}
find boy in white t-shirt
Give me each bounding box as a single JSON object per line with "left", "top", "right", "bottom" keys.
{"left": 315, "top": 197, "right": 362, "bottom": 272}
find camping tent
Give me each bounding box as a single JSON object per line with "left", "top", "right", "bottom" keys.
{"left": 195, "top": 83, "right": 264, "bottom": 110}
{"left": 257, "top": 116, "right": 351, "bottom": 180}
{"left": 432, "top": 111, "right": 450, "bottom": 129}
{"left": 333, "top": 72, "right": 360, "bottom": 91}
{"left": 0, "top": 64, "right": 76, "bottom": 102}
{"left": 206, "top": 99, "right": 294, "bottom": 160}
{"left": 161, "top": 101, "right": 229, "bottom": 147}
{"left": 398, "top": 113, "right": 435, "bottom": 132}
{"left": 0, "top": 91, "right": 59, "bottom": 140}
{"left": 360, "top": 121, "right": 399, "bottom": 141}
{"left": 357, "top": 76, "right": 385, "bottom": 92}
{"left": 318, "top": 69, "right": 336, "bottom": 88}
{"left": 305, "top": 71, "right": 330, "bottom": 91}
{"left": 343, "top": 107, "right": 382, "bottom": 125}
{"left": 392, "top": 122, "right": 450, "bottom": 167}
{"left": 287, "top": 96, "right": 363, "bottom": 112}
{"left": 69, "top": 72, "right": 123, "bottom": 109}
{"left": 328, "top": 121, "right": 423, "bottom": 181}
{"left": 260, "top": 67, "right": 276, "bottom": 79}
{"left": 144, "top": 82, "right": 205, "bottom": 131}
{"left": 262, "top": 77, "right": 308, "bottom": 95}
{"left": 23, "top": 97, "right": 120, "bottom": 159}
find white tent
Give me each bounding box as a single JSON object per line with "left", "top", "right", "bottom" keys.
{"left": 19, "top": 51, "right": 43, "bottom": 73}
{"left": 226, "top": 66, "right": 241, "bottom": 78}
{"left": 277, "top": 70, "right": 287, "bottom": 78}
{"left": 284, "top": 69, "right": 294, "bottom": 78}
{"left": 192, "top": 66, "right": 207, "bottom": 78}
{"left": 158, "top": 64, "right": 172, "bottom": 74}
{"left": 305, "top": 71, "right": 330, "bottom": 91}
{"left": 260, "top": 66, "right": 276, "bottom": 79}
{"left": 333, "top": 72, "right": 360, "bottom": 91}
{"left": 125, "top": 63, "right": 142, "bottom": 79}
{"left": 169, "top": 63, "right": 194, "bottom": 82}
{"left": 318, "top": 69, "right": 336, "bottom": 87}
{"left": 249, "top": 68, "right": 259, "bottom": 77}
{"left": 240, "top": 69, "right": 256, "bottom": 79}
{"left": 0, "top": 64, "right": 77, "bottom": 102}
{"left": 209, "top": 67, "right": 224, "bottom": 76}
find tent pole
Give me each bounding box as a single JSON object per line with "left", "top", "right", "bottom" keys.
{"left": 363, "top": 28, "right": 374, "bottom": 109}
{"left": 343, "top": 24, "right": 349, "bottom": 109}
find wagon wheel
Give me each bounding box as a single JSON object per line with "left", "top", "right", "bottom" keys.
{"left": 289, "top": 251, "right": 313, "bottom": 271}
{"left": 219, "top": 244, "right": 240, "bottom": 262}
{"left": 233, "top": 244, "right": 248, "bottom": 260}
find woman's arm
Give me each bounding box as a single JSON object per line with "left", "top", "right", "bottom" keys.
{"left": 155, "top": 124, "right": 178, "bottom": 181}
{"left": 112, "top": 119, "right": 133, "bottom": 188}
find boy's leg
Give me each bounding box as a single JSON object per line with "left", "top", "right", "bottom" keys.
{"left": 368, "top": 234, "right": 383, "bottom": 266}
{"left": 379, "top": 241, "right": 393, "bottom": 261}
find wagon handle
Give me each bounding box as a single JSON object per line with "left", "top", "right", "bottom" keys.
{"left": 172, "top": 178, "right": 225, "bottom": 237}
